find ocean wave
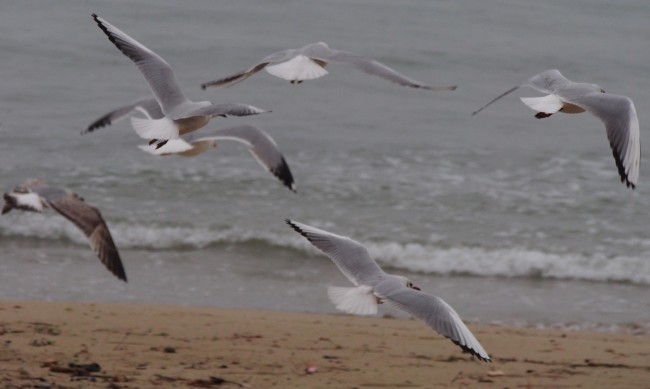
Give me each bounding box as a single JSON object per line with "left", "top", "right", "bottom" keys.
{"left": 2, "top": 214, "right": 649, "bottom": 286}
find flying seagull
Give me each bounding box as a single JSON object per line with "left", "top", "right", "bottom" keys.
{"left": 201, "top": 42, "right": 457, "bottom": 91}
{"left": 286, "top": 219, "right": 490, "bottom": 362}
{"left": 138, "top": 125, "right": 297, "bottom": 192}
{"left": 2, "top": 179, "right": 127, "bottom": 282}
{"left": 91, "top": 14, "right": 269, "bottom": 147}
{"left": 472, "top": 69, "right": 640, "bottom": 189}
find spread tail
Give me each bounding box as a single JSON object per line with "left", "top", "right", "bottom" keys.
{"left": 327, "top": 285, "right": 378, "bottom": 315}
{"left": 130, "top": 116, "right": 178, "bottom": 140}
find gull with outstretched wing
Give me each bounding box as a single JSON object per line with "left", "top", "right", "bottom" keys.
{"left": 138, "top": 125, "right": 297, "bottom": 192}
{"left": 91, "top": 14, "right": 268, "bottom": 147}
{"left": 472, "top": 69, "right": 640, "bottom": 189}
{"left": 286, "top": 219, "right": 490, "bottom": 362}
{"left": 201, "top": 42, "right": 456, "bottom": 91}
{"left": 3, "top": 179, "right": 127, "bottom": 282}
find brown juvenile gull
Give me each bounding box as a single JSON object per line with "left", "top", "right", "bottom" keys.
{"left": 472, "top": 69, "right": 640, "bottom": 189}
{"left": 286, "top": 219, "right": 490, "bottom": 362}
{"left": 201, "top": 42, "right": 457, "bottom": 91}
{"left": 2, "top": 179, "right": 127, "bottom": 282}
{"left": 138, "top": 125, "right": 297, "bottom": 192}
{"left": 91, "top": 14, "right": 269, "bottom": 148}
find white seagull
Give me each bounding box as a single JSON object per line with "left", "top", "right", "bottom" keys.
{"left": 286, "top": 219, "right": 490, "bottom": 362}
{"left": 201, "top": 42, "right": 457, "bottom": 91}
{"left": 2, "top": 179, "right": 127, "bottom": 282}
{"left": 472, "top": 69, "right": 640, "bottom": 189}
{"left": 138, "top": 125, "right": 297, "bottom": 192}
{"left": 91, "top": 14, "right": 269, "bottom": 147}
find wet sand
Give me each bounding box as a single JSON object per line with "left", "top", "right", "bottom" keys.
{"left": 1, "top": 300, "right": 649, "bottom": 388}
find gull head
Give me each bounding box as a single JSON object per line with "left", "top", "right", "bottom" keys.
{"left": 397, "top": 275, "right": 421, "bottom": 291}
{"left": 590, "top": 83, "right": 605, "bottom": 93}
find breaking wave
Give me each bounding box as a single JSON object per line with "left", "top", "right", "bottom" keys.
{"left": 2, "top": 214, "right": 649, "bottom": 286}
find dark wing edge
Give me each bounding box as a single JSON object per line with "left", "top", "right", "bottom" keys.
{"left": 201, "top": 63, "right": 270, "bottom": 90}
{"left": 48, "top": 197, "right": 128, "bottom": 282}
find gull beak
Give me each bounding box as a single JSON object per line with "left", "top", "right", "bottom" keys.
{"left": 412, "top": 285, "right": 421, "bottom": 291}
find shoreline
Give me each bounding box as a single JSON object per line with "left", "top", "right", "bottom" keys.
{"left": 1, "top": 300, "right": 649, "bottom": 388}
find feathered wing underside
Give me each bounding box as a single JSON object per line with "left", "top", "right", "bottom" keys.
{"left": 520, "top": 94, "right": 564, "bottom": 114}
{"left": 34, "top": 186, "right": 128, "bottom": 282}
{"left": 200, "top": 50, "right": 294, "bottom": 89}
{"left": 566, "top": 93, "right": 640, "bottom": 188}
{"left": 327, "top": 285, "right": 378, "bottom": 315}
{"left": 190, "top": 126, "right": 296, "bottom": 191}
{"left": 84, "top": 96, "right": 162, "bottom": 134}
{"left": 309, "top": 47, "right": 456, "bottom": 91}
{"left": 286, "top": 220, "right": 386, "bottom": 286}
{"left": 375, "top": 281, "right": 490, "bottom": 362}
{"left": 265, "top": 55, "right": 329, "bottom": 81}
{"left": 92, "top": 14, "right": 189, "bottom": 115}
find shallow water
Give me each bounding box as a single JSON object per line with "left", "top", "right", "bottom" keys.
{"left": 1, "top": 0, "right": 649, "bottom": 330}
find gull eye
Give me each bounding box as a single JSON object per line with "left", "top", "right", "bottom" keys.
{"left": 601, "top": 88, "right": 606, "bottom": 93}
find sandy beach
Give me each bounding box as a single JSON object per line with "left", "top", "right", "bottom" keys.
{"left": 0, "top": 300, "right": 648, "bottom": 388}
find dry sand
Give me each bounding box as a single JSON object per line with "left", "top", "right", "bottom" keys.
{"left": 0, "top": 300, "right": 649, "bottom": 388}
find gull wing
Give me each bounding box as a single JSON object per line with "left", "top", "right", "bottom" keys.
{"left": 201, "top": 50, "right": 294, "bottom": 89}
{"left": 525, "top": 69, "right": 573, "bottom": 94}
{"left": 84, "top": 96, "right": 162, "bottom": 134}
{"left": 92, "top": 14, "right": 189, "bottom": 115}
{"left": 375, "top": 278, "right": 490, "bottom": 362}
{"left": 306, "top": 44, "right": 456, "bottom": 91}
{"left": 187, "top": 125, "right": 295, "bottom": 191}
{"left": 472, "top": 69, "right": 572, "bottom": 116}
{"left": 33, "top": 185, "right": 128, "bottom": 282}
{"left": 286, "top": 220, "right": 387, "bottom": 286}
{"left": 563, "top": 92, "right": 640, "bottom": 188}
{"left": 183, "top": 103, "right": 270, "bottom": 118}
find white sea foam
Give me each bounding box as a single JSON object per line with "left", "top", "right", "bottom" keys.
{"left": 2, "top": 214, "right": 648, "bottom": 285}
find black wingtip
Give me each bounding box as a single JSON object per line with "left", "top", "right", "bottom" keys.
{"left": 285, "top": 219, "right": 307, "bottom": 237}
{"left": 84, "top": 115, "right": 111, "bottom": 135}
{"left": 273, "top": 157, "right": 296, "bottom": 192}
{"left": 450, "top": 339, "right": 491, "bottom": 363}
{"left": 609, "top": 148, "right": 635, "bottom": 190}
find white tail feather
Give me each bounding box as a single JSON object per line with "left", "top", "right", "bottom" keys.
{"left": 520, "top": 95, "right": 564, "bottom": 114}
{"left": 266, "top": 55, "right": 329, "bottom": 82}
{"left": 327, "top": 285, "right": 377, "bottom": 315}
{"left": 131, "top": 116, "right": 179, "bottom": 140}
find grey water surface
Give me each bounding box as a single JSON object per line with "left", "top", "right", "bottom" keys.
{"left": 1, "top": 0, "right": 649, "bottom": 331}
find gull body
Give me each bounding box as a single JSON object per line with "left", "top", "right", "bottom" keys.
{"left": 91, "top": 15, "right": 268, "bottom": 145}
{"left": 2, "top": 179, "right": 127, "bottom": 282}
{"left": 286, "top": 219, "right": 490, "bottom": 362}
{"left": 472, "top": 69, "right": 640, "bottom": 189}
{"left": 201, "top": 42, "right": 457, "bottom": 91}
{"left": 138, "top": 125, "right": 297, "bottom": 192}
